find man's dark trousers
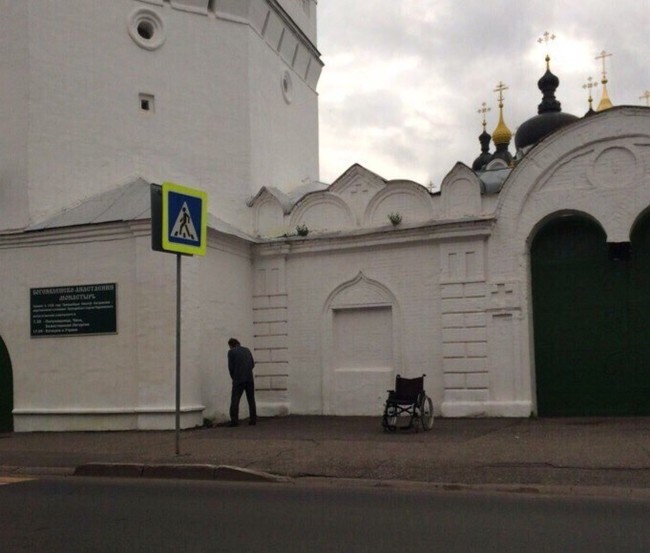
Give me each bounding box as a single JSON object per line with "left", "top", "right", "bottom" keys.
{"left": 230, "top": 380, "right": 256, "bottom": 424}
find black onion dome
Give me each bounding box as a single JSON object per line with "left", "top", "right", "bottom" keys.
{"left": 514, "top": 60, "right": 579, "bottom": 151}
{"left": 472, "top": 129, "right": 492, "bottom": 171}
{"left": 515, "top": 111, "right": 579, "bottom": 150}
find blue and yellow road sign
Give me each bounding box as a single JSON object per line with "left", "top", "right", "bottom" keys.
{"left": 161, "top": 182, "right": 208, "bottom": 256}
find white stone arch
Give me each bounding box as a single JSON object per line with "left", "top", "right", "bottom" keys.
{"left": 495, "top": 107, "right": 650, "bottom": 267}
{"left": 631, "top": 205, "right": 650, "bottom": 237}
{"left": 320, "top": 272, "right": 403, "bottom": 415}
{"left": 289, "top": 192, "right": 356, "bottom": 233}
{"left": 440, "top": 163, "right": 483, "bottom": 219}
{"left": 526, "top": 209, "right": 607, "bottom": 249}
{"left": 487, "top": 107, "right": 650, "bottom": 414}
{"left": 363, "top": 180, "right": 434, "bottom": 227}
{"left": 253, "top": 193, "right": 285, "bottom": 237}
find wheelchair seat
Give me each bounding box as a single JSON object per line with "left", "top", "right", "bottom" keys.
{"left": 382, "top": 374, "right": 434, "bottom": 432}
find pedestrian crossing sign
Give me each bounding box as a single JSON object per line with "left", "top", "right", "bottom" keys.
{"left": 162, "top": 182, "right": 208, "bottom": 256}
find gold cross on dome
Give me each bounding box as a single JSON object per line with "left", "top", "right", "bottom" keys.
{"left": 639, "top": 90, "right": 650, "bottom": 106}
{"left": 583, "top": 76, "right": 598, "bottom": 107}
{"left": 595, "top": 50, "right": 613, "bottom": 82}
{"left": 477, "top": 102, "right": 491, "bottom": 129}
{"left": 493, "top": 82, "right": 508, "bottom": 108}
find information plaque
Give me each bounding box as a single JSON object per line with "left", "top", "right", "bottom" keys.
{"left": 30, "top": 283, "right": 117, "bottom": 337}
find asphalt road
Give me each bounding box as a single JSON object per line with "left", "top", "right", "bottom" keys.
{"left": 1, "top": 477, "right": 649, "bottom": 552}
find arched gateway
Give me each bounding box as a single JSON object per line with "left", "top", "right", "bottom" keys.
{"left": 0, "top": 336, "right": 13, "bottom": 432}
{"left": 531, "top": 213, "right": 650, "bottom": 415}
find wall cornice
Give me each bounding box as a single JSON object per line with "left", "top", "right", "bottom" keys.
{"left": 253, "top": 217, "right": 495, "bottom": 256}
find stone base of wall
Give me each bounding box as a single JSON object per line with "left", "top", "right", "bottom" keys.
{"left": 441, "top": 400, "right": 532, "bottom": 418}
{"left": 256, "top": 401, "right": 289, "bottom": 417}
{"left": 13, "top": 406, "right": 205, "bottom": 432}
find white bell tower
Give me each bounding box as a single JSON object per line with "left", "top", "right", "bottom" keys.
{"left": 0, "top": 0, "right": 322, "bottom": 232}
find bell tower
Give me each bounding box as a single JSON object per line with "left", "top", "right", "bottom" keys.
{"left": 0, "top": 0, "right": 323, "bottom": 233}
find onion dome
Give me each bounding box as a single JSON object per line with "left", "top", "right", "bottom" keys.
{"left": 472, "top": 103, "right": 492, "bottom": 171}
{"left": 492, "top": 111, "right": 512, "bottom": 146}
{"left": 597, "top": 82, "right": 613, "bottom": 111}
{"left": 472, "top": 129, "right": 492, "bottom": 171}
{"left": 514, "top": 56, "right": 579, "bottom": 151}
{"left": 490, "top": 82, "right": 513, "bottom": 165}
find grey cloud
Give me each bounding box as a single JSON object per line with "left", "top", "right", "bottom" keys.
{"left": 318, "top": 0, "right": 649, "bottom": 186}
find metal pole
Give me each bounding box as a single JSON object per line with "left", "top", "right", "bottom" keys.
{"left": 175, "top": 253, "right": 181, "bottom": 455}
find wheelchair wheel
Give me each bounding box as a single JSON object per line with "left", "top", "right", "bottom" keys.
{"left": 383, "top": 404, "right": 398, "bottom": 432}
{"left": 420, "top": 395, "right": 434, "bottom": 431}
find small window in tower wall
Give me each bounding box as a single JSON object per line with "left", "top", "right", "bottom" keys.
{"left": 281, "top": 71, "right": 293, "bottom": 104}
{"left": 139, "top": 94, "right": 155, "bottom": 113}
{"left": 128, "top": 8, "right": 166, "bottom": 50}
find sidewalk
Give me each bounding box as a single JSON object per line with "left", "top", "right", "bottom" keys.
{"left": 1, "top": 416, "right": 650, "bottom": 493}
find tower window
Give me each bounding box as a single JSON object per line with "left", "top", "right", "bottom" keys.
{"left": 281, "top": 71, "right": 293, "bottom": 104}
{"left": 139, "top": 94, "right": 155, "bottom": 113}
{"left": 137, "top": 21, "right": 155, "bottom": 41}
{"left": 128, "top": 8, "right": 166, "bottom": 51}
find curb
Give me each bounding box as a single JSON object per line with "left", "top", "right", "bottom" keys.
{"left": 72, "top": 463, "right": 293, "bottom": 484}
{"left": 3, "top": 465, "right": 650, "bottom": 499}
{"left": 0, "top": 465, "right": 75, "bottom": 477}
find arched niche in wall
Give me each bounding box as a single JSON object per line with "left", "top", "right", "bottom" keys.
{"left": 289, "top": 193, "right": 356, "bottom": 233}
{"left": 254, "top": 194, "right": 285, "bottom": 237}
{"left": 321, "top": 272, "right": 402, "bottom": 415}
{"left": 364, "top": 181, "right": 433, "bottom": 227}
{"left": 440, "top": 163, "right": 482, "bottom": 219}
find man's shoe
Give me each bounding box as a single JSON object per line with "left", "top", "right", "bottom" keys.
{"left": 249, "top": 420, "right": 256, "bottom": 426}
{"left": 229, "top": 421, "right": 238, "bottom": 427}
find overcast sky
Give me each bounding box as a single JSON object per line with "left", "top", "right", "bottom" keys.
{"left": 316, "top": 0, "right": 650, "bottom": 188}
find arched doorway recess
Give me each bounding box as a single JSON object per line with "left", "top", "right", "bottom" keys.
{"left": 0, "top": 336, "right": 13, "bottom": 432}
{"left": 531, "top": 213, "right": 650, "bottom": 416}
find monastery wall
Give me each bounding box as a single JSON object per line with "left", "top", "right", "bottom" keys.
{"left": 0, "top": 222, "right": 255, "bottom": 430}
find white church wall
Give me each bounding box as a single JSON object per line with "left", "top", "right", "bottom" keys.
{"left": 19, "top": 1, "right": 248, "bottom": 229}
{"left": 282, "top": 237, "right": 442, "bottom": 416}
{"left": 0, "top": 0, "right": 29, "bottom": 231}
{"left": 0, "top": 221, "right": 255, "bottom": 431}
{"left": 248, "top": 22, "right": 321, "bottom": 197}
{"left": 251, "top": 250, "right": 291, "bottom": 416}
{"left": 276, "top": 0, "right": 318, "bottom": 44}
{"left": 2, "top": 227, "right": 144, "bottom": 431}
{"left": 193, "top": 232, "right": 255, "bottom": 422}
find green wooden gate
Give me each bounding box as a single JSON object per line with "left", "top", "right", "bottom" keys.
{"left": 0, "top": 336, "right": 13, "bottom": 432}
{"left": 532, "top": 214, "right": 650, "bottom": 416}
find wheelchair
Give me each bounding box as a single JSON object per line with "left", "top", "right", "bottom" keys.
{"left": 382, "top": 374, "right": 434, "bottom": 432}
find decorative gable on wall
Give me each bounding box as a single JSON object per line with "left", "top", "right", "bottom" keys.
{"left": 249, "top": 164, "right": 439, "bottom": 237}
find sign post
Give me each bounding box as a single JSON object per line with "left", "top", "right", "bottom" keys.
{"left": 151, "top": 182, "right": 207, "bottom": 455}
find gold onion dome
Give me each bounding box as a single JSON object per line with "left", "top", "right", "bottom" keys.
{"left": 597, "top": 83, "right": 613, "bottom": 111}
{"left": 489, "top": 81, "right": 513, "bottom": 165}
{"left": 596, "top": 50, "right": 614, "bottom": 111}
{"left": 492, "top": 109, "right": 512, "bottom": 145}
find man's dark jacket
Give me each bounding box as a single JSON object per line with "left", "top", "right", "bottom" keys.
{"left": 228, "top": 345, "right": 255, "bottom": 384}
